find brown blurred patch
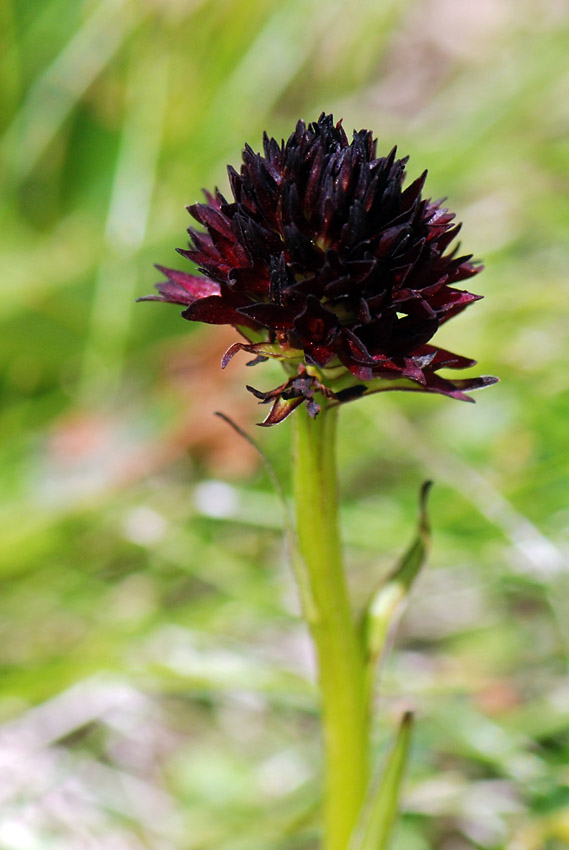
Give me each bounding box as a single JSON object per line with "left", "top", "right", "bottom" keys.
{"left": 475, "top": 678, "right": 521, "bottom": 716}
{"left": 40, "top": 328, "right": 262, "bottom": 503}
{"left": 160, "top": 325, "right": 262, "bottom": 478}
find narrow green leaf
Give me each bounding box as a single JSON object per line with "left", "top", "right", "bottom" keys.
{"left": 361, "top": 481, "right": 432, "bottom": 683}
{"left": 351, "top": 712, "right": 414, "bottom": 850}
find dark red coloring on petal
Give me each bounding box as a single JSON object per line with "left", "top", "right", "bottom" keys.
{"left": 136, "top": 266, "right": 220, "bottom": 306}
{"left": 142, "top": 114, "right": 497, "bottom": 423}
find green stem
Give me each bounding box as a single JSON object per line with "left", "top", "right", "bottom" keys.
{"left": 293, "top": 402, "right": 369, "bottom": 850}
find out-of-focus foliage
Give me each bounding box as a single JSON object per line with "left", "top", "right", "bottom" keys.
{"left": 1, "top": 0, "right": 569, "bottom": 848}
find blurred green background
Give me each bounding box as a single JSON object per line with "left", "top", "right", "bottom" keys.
{"left": 1, "top": 0, "right": 569, "bottom": 848}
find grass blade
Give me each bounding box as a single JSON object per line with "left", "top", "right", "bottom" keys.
{"left": 361, "top": 481, "right": 432, "bottom": 692}
{"left": 355, "top": 711, "right": 414, "bottom": 850}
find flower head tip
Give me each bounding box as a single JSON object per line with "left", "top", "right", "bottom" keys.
{"left": 140, "top": 114, "right": 497, "bottom": 424}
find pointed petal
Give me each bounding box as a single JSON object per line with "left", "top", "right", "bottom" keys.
{"left": 257, "top": 395, "right": 305, "bottom": 426}
{"left": 183, "top": 296, "right": 259, "bottom": 328}
{"left": 237, "top": 302, "right": 297, "bottom": 329}
{"left": 137, "top": 267, "right": 220, "bottom": 306}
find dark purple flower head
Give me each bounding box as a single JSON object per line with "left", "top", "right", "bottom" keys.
{"left": 140, "top": 114, "right": 497, "bottom": 424}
